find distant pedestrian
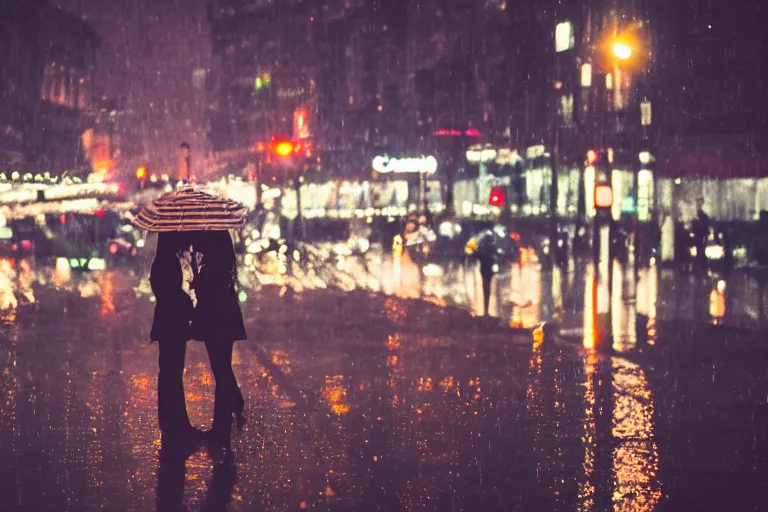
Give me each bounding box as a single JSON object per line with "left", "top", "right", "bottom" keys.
{"left": 692, "top": 198, "right": 710, "bottom": 271}
{"left": 475, "top": 230, "right": 498, "bottom": 317}
{"left": 150, "top": 231, "right": 200, "bottom": 448}
{"left": 190, "top": 230, "right": 247, "bottom": 449}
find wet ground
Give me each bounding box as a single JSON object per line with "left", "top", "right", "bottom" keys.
{"left": 1, "top": 259, "right": 767, "bottom": 511}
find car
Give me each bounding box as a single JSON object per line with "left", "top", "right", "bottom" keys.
{"left": 47, "top": 209, "right": 128, "bottom": 271}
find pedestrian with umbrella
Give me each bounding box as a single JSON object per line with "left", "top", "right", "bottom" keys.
{"left": 134, "top": 187, "right": 248, "bottom": 453}
{"left": 475, "top": 228, "right": 500, "bottom": 317}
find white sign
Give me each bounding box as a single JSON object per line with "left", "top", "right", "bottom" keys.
{"left": 466, "top": 145, "right": 522, "bottom": 166}
{"left": 372, "top": 155, "right": 437, "bottom": 174}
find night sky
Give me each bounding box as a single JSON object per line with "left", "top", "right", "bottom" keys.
{"left": 54, "top": 0, "right": 212, "bottom": 171}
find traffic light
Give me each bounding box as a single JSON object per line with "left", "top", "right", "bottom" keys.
{"left": 594, "top": 184, "right": 613, "bottom": 209}
{"left": 489, "top": 185, "right": 506, "bottom": 207}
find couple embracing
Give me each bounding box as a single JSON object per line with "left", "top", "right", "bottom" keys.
{"left": 149, "top": 229, "right": 246, "bottom": 453}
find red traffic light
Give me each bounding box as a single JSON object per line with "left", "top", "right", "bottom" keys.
{"left": 489, "top": 186, "right": 506, "bottom": 207}
{"left": 594, "top": 184, "right": 613, "bottom": 209}
{"left": 586, "top": 150, "right": 599, "bottom": 165}
{"left": 109, "top": 243, "right": 119, "bottom": 255}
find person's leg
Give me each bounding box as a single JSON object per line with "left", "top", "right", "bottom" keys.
{"left": 481, "top": 272, "right": 492, "bottom": 316}
{"left": 232, "top": 377, "right": 245, "bottom": 415}
{"left": 205, "top": 340, "right": 236, "bottom": 439}
{"left": 157, "top": 339, "right": 191, "bottom": 433}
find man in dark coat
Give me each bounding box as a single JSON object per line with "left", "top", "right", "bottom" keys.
{"left": 150, "top": 232, "right": 197, "bottom": 444}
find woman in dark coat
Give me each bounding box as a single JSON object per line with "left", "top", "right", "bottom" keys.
{"left": 190, "top": 230, "right": 247, "bottom": 445}
{"left": 150, "top": 231, "right": 198, "bottom": 442}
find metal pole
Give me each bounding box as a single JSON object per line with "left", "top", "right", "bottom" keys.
{"left": 295, "top": 175, "right": 305, "bottom": 240}
{"left": 549, "top": 128, "right": 560, "bottom": 266}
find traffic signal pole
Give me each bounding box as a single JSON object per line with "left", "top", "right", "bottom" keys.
{"left": 549, "top": 127, "right": 560, "bottom": 268}
{"left": 295, "top": 175, "right": 305, "bottom": 240}
{"left": 593, "top": 178, "right": 614, "bottom": 352}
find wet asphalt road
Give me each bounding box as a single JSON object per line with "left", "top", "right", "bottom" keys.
{"left": 1, "top": 261, "right": 767, "bottom": 511}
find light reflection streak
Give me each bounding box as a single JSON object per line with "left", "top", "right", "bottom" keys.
{"left": 100, "top": 271, "right": 116, "bottom": 317}
{"left": 636, "top": 264, "right": 658, "bottom": 344}
{"left": 526, "top": 311, "right": 569, "bottom": 506}
{"left": 0, "top": 266, "right": 19, "bottom": 502}
{"left": 323, "top": 375, "right": 351, "bottom": 415}
{"left": 579, "top": 352, "right": 661, "bottom": 511}
{"left": 610, "top": 358, "right": 662, "bottom": 511}
{"left": 509, "top": 261, "right": 542, "bottom": 328}
{"left": 583, "top": 265, "right": 597, "bottom": 349}
{"left": 0, "top": 258, "right": 19, "bottom": 309}
{"left": 578, "top": 352, "right": 598, "bottom": 510}
{"left": 17, "top": 259, "right": 36, "bottom": 304}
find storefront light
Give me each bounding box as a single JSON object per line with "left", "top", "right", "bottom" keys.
{"left": 466, "top": 146, "right": 497, "bottom": 164}
{"left": 372, "top": 155, "right": 437, "bottom": 174}
{"left": 639, "top": 151, "right": 653, "bottom": 165}
{"left": 525, "top": 145, "right": 546, "bottom": 160}
{"left": 581, "top": 63, "right": 593, "bottom": 87}
{"left": 555, "top": 21, "right": 574, "bottom": 52}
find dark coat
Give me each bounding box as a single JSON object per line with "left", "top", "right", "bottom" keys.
{"left": 190, "top": 232, "right": 247, "bottom": 342}
{"left": 149, "top": 253, "right": 194, "bottom": 342}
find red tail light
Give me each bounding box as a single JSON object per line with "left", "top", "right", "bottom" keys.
{"left": 95, "top": 208, "right": 105, "bottom": 217}
{"left": 21, "top": 240, "right": 32, "bottom": 250}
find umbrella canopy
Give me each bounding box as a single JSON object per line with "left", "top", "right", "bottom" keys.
{"left": 132, "top": 187, "right": 248, "bottom": 232}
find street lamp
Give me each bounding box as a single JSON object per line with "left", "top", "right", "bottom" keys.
{"left": 611, "top": 41, "right": 633, "bottom": 61}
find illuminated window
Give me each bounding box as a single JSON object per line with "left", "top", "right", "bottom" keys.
{"left": 559, "top": 94, "right": 574, "bottom": 127}
{"left": 555, "top": 21, "right": 574, "bottom": 52}
{"left": 641, "top": 100, "right": 652, "bottom": 126}
{"left": 581, "top": 63, "right": 592, "bottom": 87}
{"left": 637, "top": 169, "right": 654, "bottom": 222}
{"left": 585, "top": 165, "right": 596, "bottom": 217}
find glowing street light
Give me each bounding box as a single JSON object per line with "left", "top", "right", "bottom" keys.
{"left": 274, "top": 140, "right": 294, "bottom": 157}
{"left": 612, "top": 41, "right": 633, "bottom": 61}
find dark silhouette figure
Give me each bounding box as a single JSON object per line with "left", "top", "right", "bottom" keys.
{"left": 692, "top": 200, "right": 711, "bottom": 272}
{"left": 475, "top": 231, "right": 498, "bottom": 317}
{"left": 190, "top": 230, "right": 247, "bottom": 446}
{"left": 150, "top": 232, "right": 198, "bottom": 444}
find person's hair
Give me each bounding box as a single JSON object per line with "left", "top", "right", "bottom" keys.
{"left": 191, "top": 230, "right": 236, "bottom": 283}
{"left": 151, "top": 231, "right": 190, "bottom": 283}
{"left": 155, "top": 231, "right": 189, "bottom": 261}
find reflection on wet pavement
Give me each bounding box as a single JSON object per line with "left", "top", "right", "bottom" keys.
{"left": 0, "top": 259, "right": 766, "bottom": 510}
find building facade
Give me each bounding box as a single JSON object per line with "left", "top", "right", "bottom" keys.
{"left": 0, "top": 0, "right": 98, "bottom": 176}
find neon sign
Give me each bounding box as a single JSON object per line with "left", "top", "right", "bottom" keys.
{"left": 372, "top": 155, "right": 437, "bottom": 174}
{"left": 433, "top": 128, "right": 482, "bottom": 137}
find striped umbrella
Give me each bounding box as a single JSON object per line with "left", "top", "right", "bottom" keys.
{"left": 132, "top": 187, "right": 248, "bottom": 231}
